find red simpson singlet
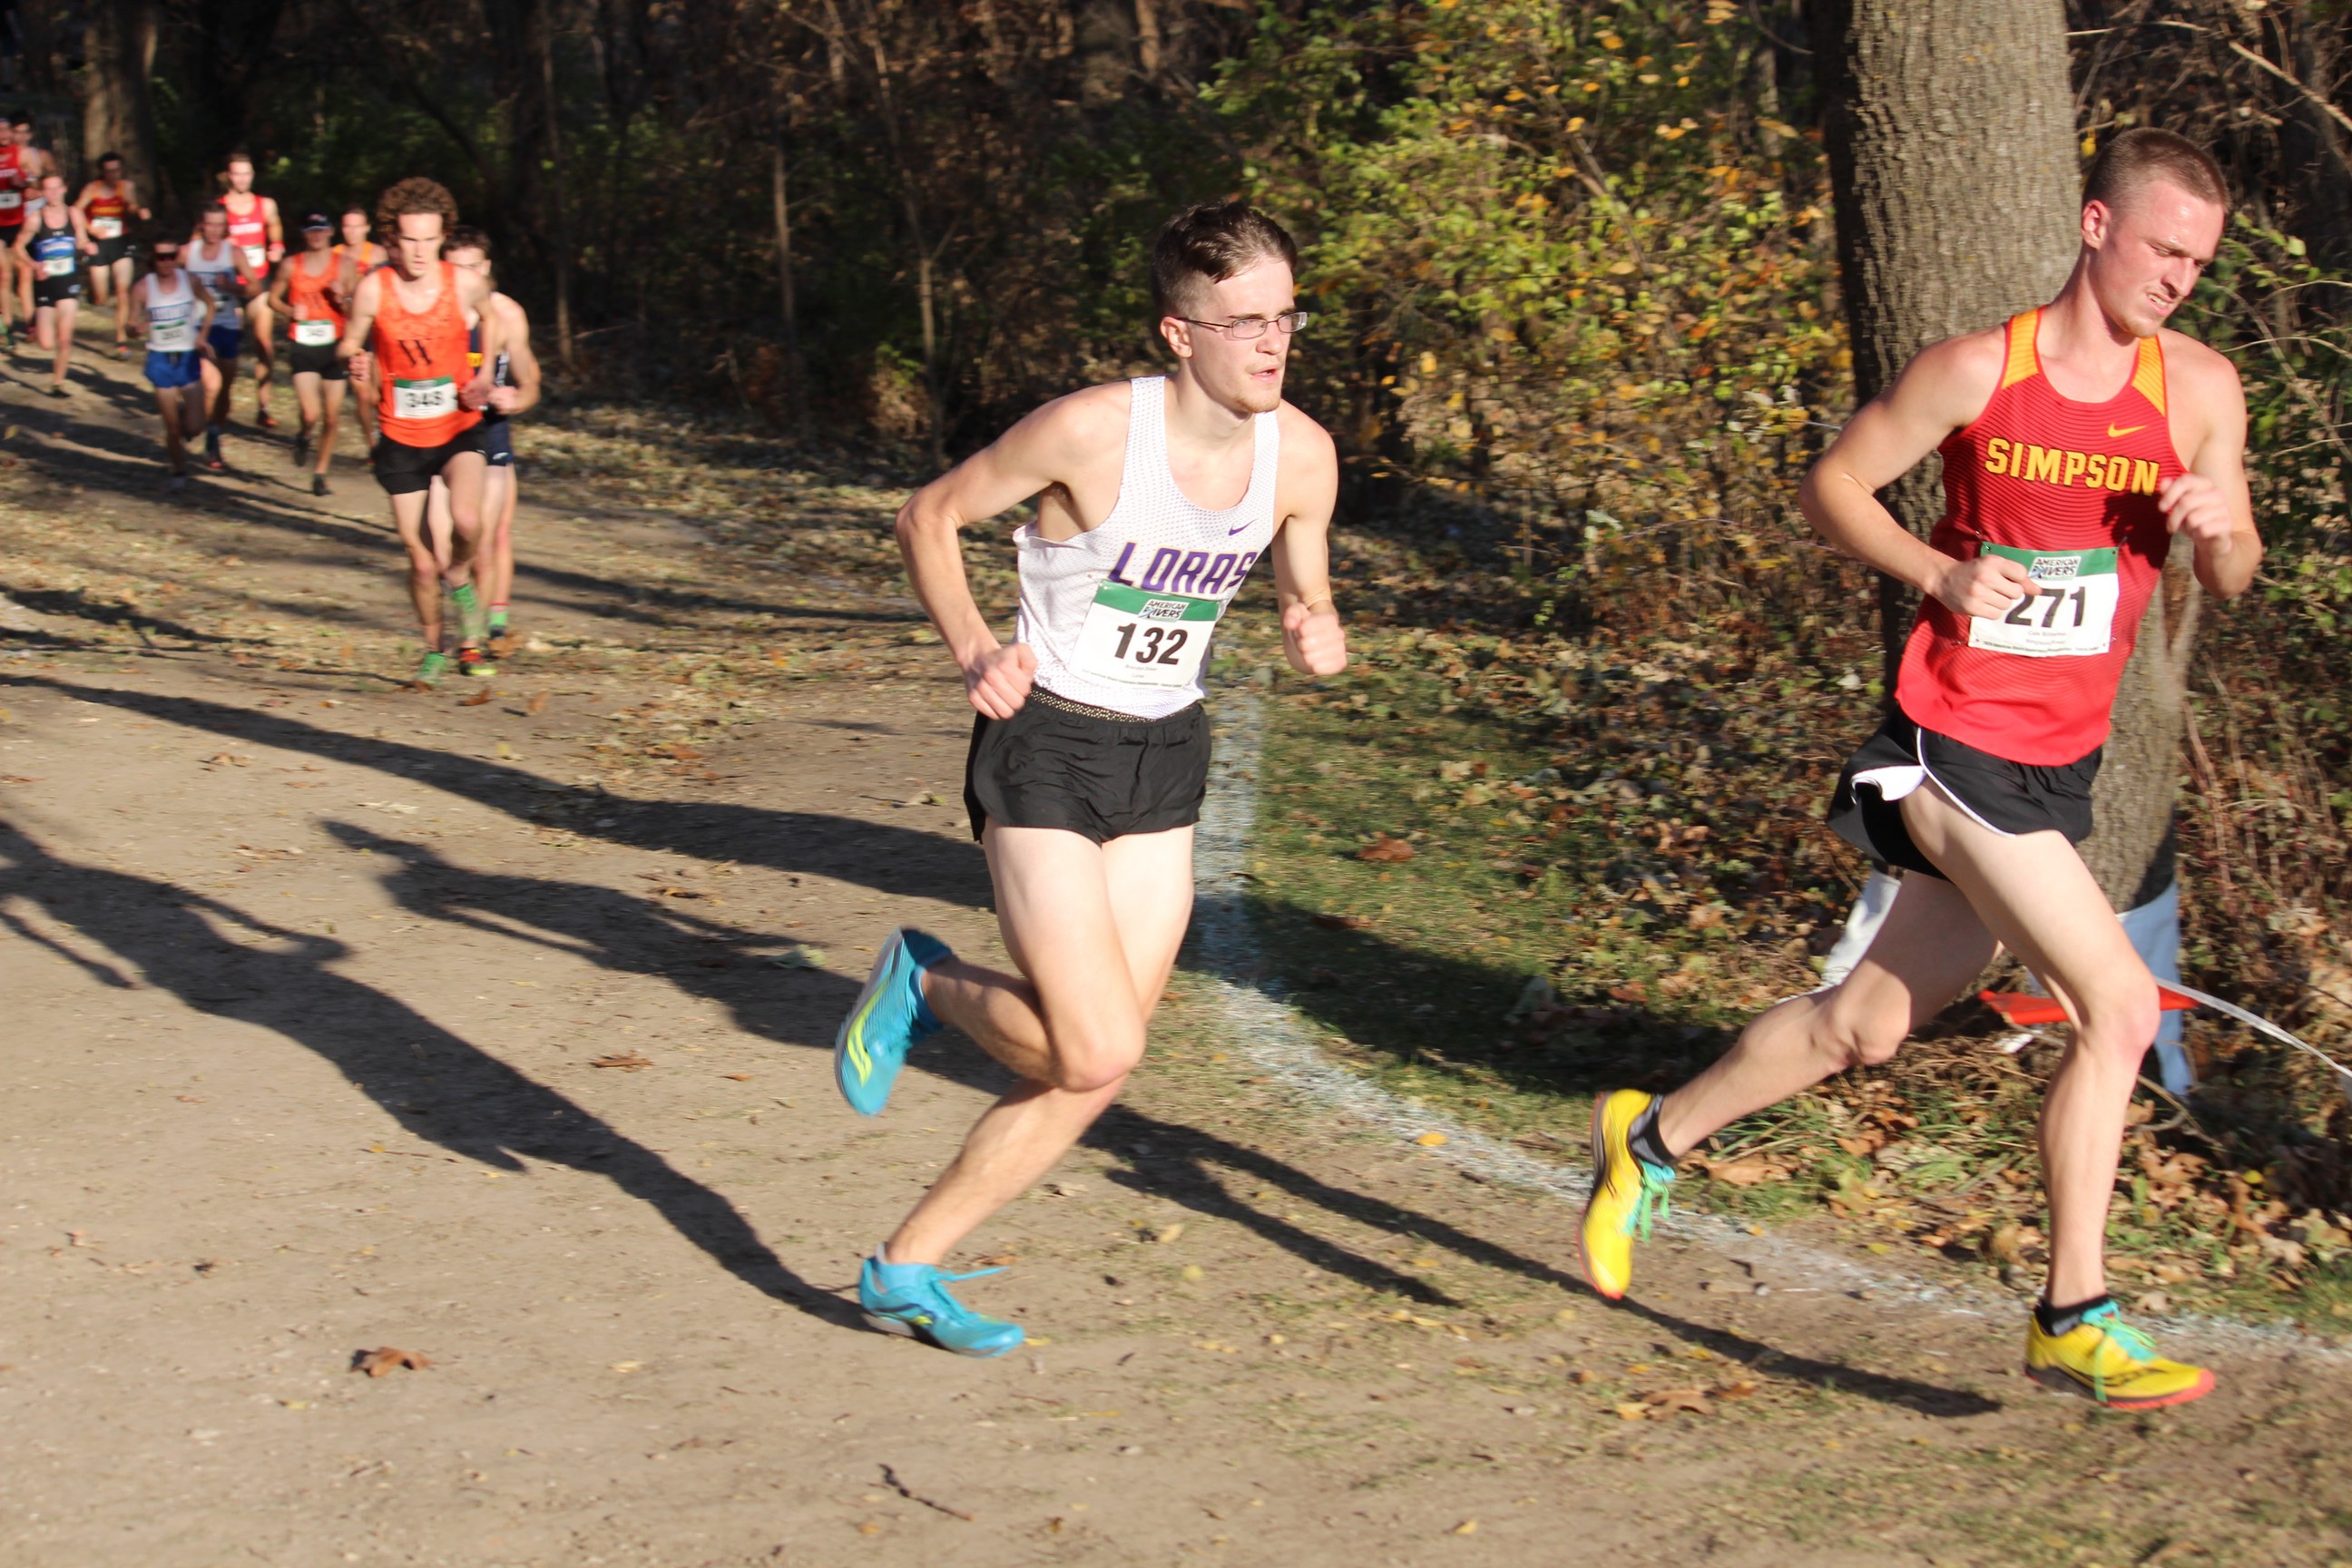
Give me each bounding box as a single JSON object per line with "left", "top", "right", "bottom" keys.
{"left": 1895, "top": 309, "right": 2182, "bottom": 765}
{"left": 0, "top": 145, "right": 25, "bottom": 226}
{"left": 222, "top": 191, "right": 270, "bottom": 272}
{"left": 370, "top": 261, "right": 481, "bottom": 447}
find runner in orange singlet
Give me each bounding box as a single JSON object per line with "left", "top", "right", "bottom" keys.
{"left": 266, "top": 212, "right": 350, "bottom": 494}
{"left": 333, "top": 204, "right": 387, "bottom": 450}
{"left": 212, "top": 153, "right": 283, "bottom": 428}
{"left": 337, "top": 178, "right": 499, "bottom": 687}
{"left": 73, "top": 152, "right": 149, "bottom": 357}
{"left": 1578, "top": 131, "right": 2262, "bottom": 1409}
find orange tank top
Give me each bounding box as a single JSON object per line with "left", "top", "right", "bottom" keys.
{"left": 283, "top": 250, "right": 345, "bottom": 344}
{"left": 1895, "top": 309, "right": 2182, "bottom": 765}
{"left": 371, "top": 260, "right": 481, "bottom": 447}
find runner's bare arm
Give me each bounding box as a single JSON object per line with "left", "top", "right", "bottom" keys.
{"left": 896, "top": 387, "right": 1129, "bottom": 718}
{"left": 125, "top": 278, "right": 146, "bottom": 336}
{"left": 2155, "top": 337, "right": 2262, "bottom": 599}
{"left": 456, "top": 270, "right": 499, "bottom": 410}
{"left": 131, "top": 182, "right": 150, "bottom": 222}
{"left": 1799, "top": 329, "right": 2034, "bottom": 615}
{"left": 263, "top": 197, "right": 284, "bottom": 262}
{"left": 338, "top": 270, "right": 383, "bottom": 374}
{"left": 489, "top": 297, "right": 541, "bottom": 416}
{"left": 1268, "top": 408, "right": 1348, "bottom": 676}
{"left": 264, "top": 258, "right": 296, "bottom": 318}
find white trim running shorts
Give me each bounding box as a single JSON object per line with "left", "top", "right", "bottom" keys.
{"left": 1827, "top": 706, "right": 2100, "bottom": 880}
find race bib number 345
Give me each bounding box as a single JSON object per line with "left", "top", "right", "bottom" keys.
{"left": 291, "top": 318, "right": 338, "bottom": 346}
{"left": 1967, "top": 543, "right": 2121, "bottom": 658}
{"left": 392, "top": 376, "right": 457, "bottom": 420}
{"left": 1071, "top": 582, "right": 1221, "bottom": 688}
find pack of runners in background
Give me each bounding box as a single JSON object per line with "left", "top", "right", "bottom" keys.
{"left": 0, "top": 133, "right": 542, "bottom": 679}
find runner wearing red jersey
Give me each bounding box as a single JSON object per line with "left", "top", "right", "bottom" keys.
{"left": 337, "top": 178, "right": 499, "bottom": 687}
{"left": 0, "top": 116, "right": 52, "bottom": 347}
{"left": 333, "top": 205, "right": 387, "bottom": 450}
{"left": 266, "top": 212, "right": 350, "bottom": 494}
{"left": 212, "top": 154, "right": 283, "bottom": 428}
{"left": 74, "top": 152, "right": 151, "bottom": 358}
{"left": 1578, "top": 130, "right": 2261, "bottom": 1409}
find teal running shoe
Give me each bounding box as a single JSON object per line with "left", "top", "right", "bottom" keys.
{"left": 858, "top": 1253, "right": 1024, "bottom": 1357}
{"left": 833, "top": 927, "right": 947, "bottom": 1116}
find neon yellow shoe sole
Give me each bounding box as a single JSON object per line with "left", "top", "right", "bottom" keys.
{"left": 2024, "top": 1304, "right": 2215, "bottom": 1409}
{"left": 1579, "top": 1088, "right": 1674, "bottom": 1301}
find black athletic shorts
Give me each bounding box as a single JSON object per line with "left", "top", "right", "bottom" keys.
{"left": 91, "top": 237, "right": 128, "bottom": 269}
{"left": 373, "top": 426, "right": 484, "bottom": 496}
{"left": 286, "top": 339, "right": 348, "bottom": 380}
{"left": 479, "top": 415, "right": 514, "bottom": 466}
{"left": 964, "top": 690, "right": 1210, "bottom": 843}
{"left": 1826, "top": 705, "right": 2100, "bottom": 880}
{"left": 32, "top": 274, "right": 78, "bottom": 308}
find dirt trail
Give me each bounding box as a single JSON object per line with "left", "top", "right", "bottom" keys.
{"left": 1, "top": 338, "right": 2347, "bottom": 1568}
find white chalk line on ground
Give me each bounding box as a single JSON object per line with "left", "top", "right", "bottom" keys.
{"left": 1191, "top": 689, "right": 2333, "bottom": 1359}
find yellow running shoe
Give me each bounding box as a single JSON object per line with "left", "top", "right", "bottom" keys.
{"left": 1580, "top": 1088, "right": 1676, "bottom": 1301}
{"left": 2024, "top": 1301, "right": 2215, "bottom": 1408}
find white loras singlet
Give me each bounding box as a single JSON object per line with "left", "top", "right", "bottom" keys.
{"left": 140, "top": 270, "right": 198, "bottom": 353}
{"left": 1016, "top": 376, "right": 1280, "bottom": 720}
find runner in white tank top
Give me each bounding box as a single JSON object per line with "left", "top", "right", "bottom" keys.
{"left": 127, "top": 239, "right": 220, "bottom": 486}
{"left": 826, "top": 201, "right": 1350, "bottom": 1357}
{"left": 1016, "top": 373, "right": 1279, "bottom": 718}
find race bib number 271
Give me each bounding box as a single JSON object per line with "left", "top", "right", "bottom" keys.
{"left": 1966, "top": 542, "right": 2121, "bottom": 658}
{"left": 1071, "top": 582, "right": 1221, "bottom": 689}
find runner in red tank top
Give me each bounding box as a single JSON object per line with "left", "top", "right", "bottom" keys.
{"left": 74, "top": 152, "right": 151, "bottom": 358}
{"left": 337, "top": 177, "right": 500, "bottom": 687}
{"left": 0, "top": 116, "right": 54, "bottom": 348}
{"left": 266, "top": 211, "right": 352, "bottom": 495}
{"left": 1578, "top": 131, "right": 2261, "bottom": 1409}
{"left": 210, "top": 154, "right": 283, "bottom": 430}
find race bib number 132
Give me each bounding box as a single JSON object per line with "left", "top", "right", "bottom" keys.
{"left": 1071, "top": 582, "right": 1221, "bottom": 689}
{"left": 1966, "top": 543, "right": 2121, "bottom": 658}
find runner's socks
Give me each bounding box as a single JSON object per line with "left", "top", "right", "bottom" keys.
{"left": 1627, "top": 1101, "right": 1676, "bottom": 1169}
{"left": 2034, "top": 1293, "right": 2116, "bottom": 1338}
{"left": 487, "top": 603, "right": 509, "bottom": 634}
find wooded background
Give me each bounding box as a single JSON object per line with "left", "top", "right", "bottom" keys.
{"left": 14, "top": 0, "right": 2352, "bottom": 1083}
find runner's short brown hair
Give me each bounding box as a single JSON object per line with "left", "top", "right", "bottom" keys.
{"left": 1150, "top": 200, "right": 1299, "bottom": 322}
{"left": 375, "top": 177, "right": 459, "bottom": 237}
{"left": 2083, "top": 128, "right": 2228, "bottom": 215}
{"left": 445, "top": 224, "right": 492, "bottom": 259}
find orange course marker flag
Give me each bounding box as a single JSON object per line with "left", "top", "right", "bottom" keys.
{"left": 1979, "top": 987, "right": 2195, "bottom": 1028}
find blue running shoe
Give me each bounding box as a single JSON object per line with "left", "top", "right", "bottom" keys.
{"left": 833, "top": 927, "right": 948, "bottom": 1116}
{"left": 858, "top": 1253, "right": 1025, "bottom": 1357}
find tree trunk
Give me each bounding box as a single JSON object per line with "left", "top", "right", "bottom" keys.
{"left": 1813, "top": 0, "right": 2193, "bottom": 915}
{"left": 771, "top": 132, "right": 808, "bottom": 436}
{"left": 1809, "top": 0, "right": 2079, "bottom": 695}
{"left": 71, "top": 0, "right": 162, "bottom": 215}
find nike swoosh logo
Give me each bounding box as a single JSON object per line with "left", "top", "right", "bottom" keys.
{"left": 2107, "top": 423, "right": 2148, "bottom": 438}
{"left": 1227, "top": 522, "right": 1253, "bottom": 535}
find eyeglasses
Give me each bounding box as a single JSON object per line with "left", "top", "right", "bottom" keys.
{"left": 1178, "top": 310, "right": 1313, "bottom": 340}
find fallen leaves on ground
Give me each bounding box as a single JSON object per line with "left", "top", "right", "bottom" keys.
{"left": 1357, "top": 834, "right": 1416, "bottom": 863}
{"left": 459, "top": 689, "right": 494, "bottom": 708}
{"left": 525, "top": 691, "right": 549, "bottom": 714}
{"left": 353, "top": 1347, "right": 431, "bottom": 1377}
{"left": 592, "top": 1052, "right": 652, "bottom": 1072}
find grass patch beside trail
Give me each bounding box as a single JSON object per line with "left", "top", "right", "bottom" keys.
{"left": 1220, "top": 619, "right": 2352, "bottom": 1339}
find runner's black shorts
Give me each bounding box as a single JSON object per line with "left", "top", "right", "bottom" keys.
{"left": 91, "top": 237, "right": 128, "bottom": 269}
{"left": 479, "top": 414, "right": 514, "bottom": 466}
{"left": 285, "top": 339, "right": 348, "bottom": 380}
{"left": 373, "top": 426, "right": 484, "bottom": 496}
{"left": 964, "top": 690, "right": 1210, "bottom": 843}
{"left": 1826, "top": 705, "right": 2100, "bottom": 880}
{"left": 32, "top": 274, "right": 78, "bottom": 308}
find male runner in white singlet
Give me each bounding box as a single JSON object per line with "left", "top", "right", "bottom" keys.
{"left": 830, "top": 201, "right": 1348, "bottom": 1356}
